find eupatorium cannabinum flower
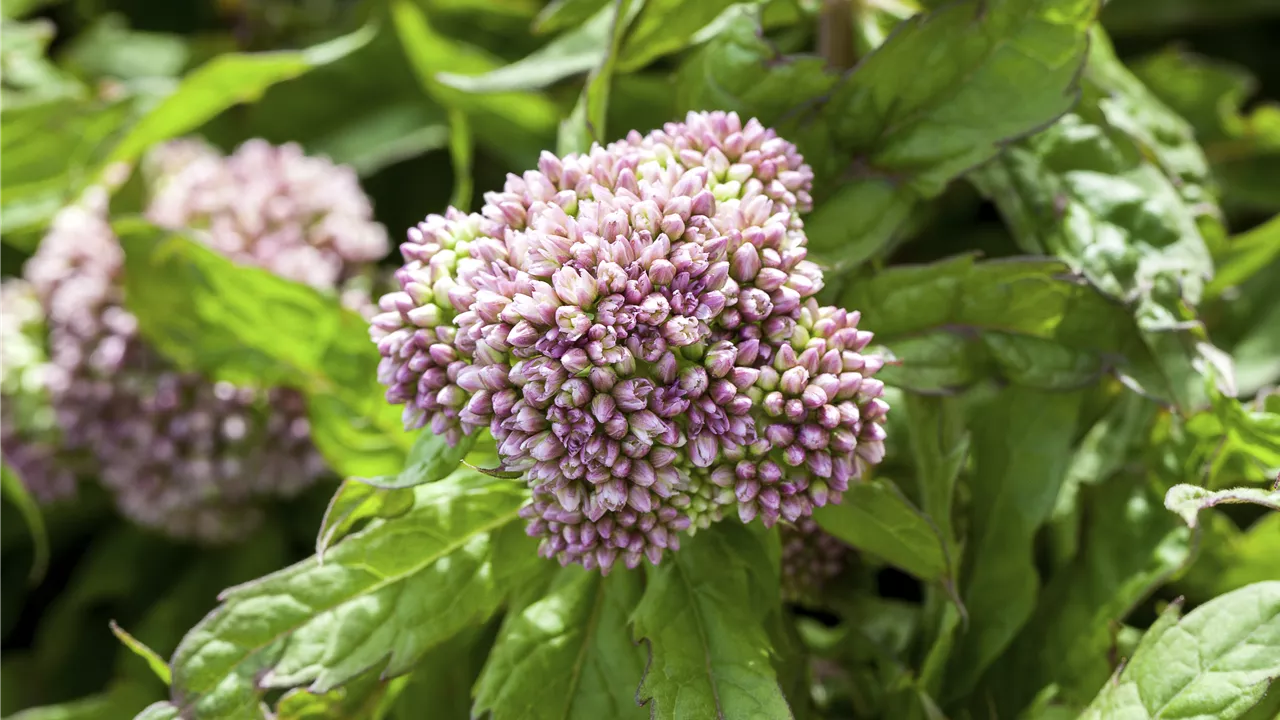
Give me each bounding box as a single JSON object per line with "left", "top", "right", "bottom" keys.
{"left": 15, "top": 140, "right": 388, "bottom": 541}
{"left": 372, "top": 111, "right": 889, "bottom": 572}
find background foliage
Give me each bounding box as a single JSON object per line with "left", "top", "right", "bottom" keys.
{"left": 2, "top": 0, "right": 1279, "bottom": 718}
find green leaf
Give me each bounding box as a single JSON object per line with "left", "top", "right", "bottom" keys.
{"left": 438, "top": 2, "right": 615, "bottom": 93}
{"left": 109, "top": 621, "right": 172, "bottom": 686}
{"left": 980, "top": 472, "right": 1192, "bottom": 715}
{"left": 841, "top": 255, "right": 1173, "bottom": 397}
{"left": 385, "top": 624, "right": 496, "bottom": 720}
{"left": 0, "top": 93, "right": 133, "bottom": 240}
{"left": 556, "top": 0, "right": 641, "bottom": 155}
{"left": 273, "top": 663, "right": 393, "bottom": 720}
{"left": 115, "top": 220, "right": 412, "bottom": 477}
{"left": 133, "top": 702, "right": 181, "bottom": 720}
{"left": 1165, "top": 485, "right": 1280, "bottom": 528}
{"left": 1208, "top": 214, "right": 1280, "bottom": 298}
{"left": 474, "top": 567, "right": 647, "bottom": 720}
{"left": 5, "top": 682, "right": 156, "bottom": 720}
{"left": 945, "top": 388, "right": 1083, "bottom": 701}
{"left": 813, "top": 478, "right": 949, "bottom": 582}
{"left": 818, "top": 0, "right": 1095, "bottom": 196}
{"left": 389, "top": 0, "right": 559, "bottom": 169}
{"left": 315, "top": 480, "right": 415, "bottom": 560}
{"left": 168, "top": 470, "right": 534, "bottom": 717}
{"left": 358, "top": 431, "right": 480, "bottom": 490}
{"left": 1133, "top": 48, "right": 1280, "bottom": 214}
{"left": 1079, "top": 581, "right": 1280, "bottom": 720}
{"left": 618, "top": 0, "right": 743, "bottom": 72}
{"left": 104, "top": 23, "right": 376, "bottom": 165}
{"left": 633, "top": 522, "right": 792, "bottom": 719}
{"left": 1, "top": 464, "right": 48, "bottom": 584}
{"left": 903, "top": 394, "right": 969, "bottom": 553}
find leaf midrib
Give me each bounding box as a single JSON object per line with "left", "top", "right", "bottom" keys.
{"left": 674, "top": 557, "right": 726, "bottom": 720}
{"left": 562, "top": 575, "right": 608, "bottom": 719}
{"left": 178, "top": 497, "right": 524, "bottom": 702}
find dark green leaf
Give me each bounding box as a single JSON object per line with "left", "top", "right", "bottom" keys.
{"left": 534, "top": 0, "right": 610, "bottom": 34}
{"left": 945, "top": 388, "right": 1083, "bottom": 701}
{"left": 474, "top": 567, "right": 647, "bottom": 720}
{"left": 1208, "top": 214, "right": 1280, "bottom": 298}
{"left": 1079, "top": 582, "right": 1280, "bottom": 720}
{"left": 1176, "top": 513, "right": 1280, "bottom": 605}
{"left": 109, "top": 621, "right": 171, "bottom": 686}
{"left": 819, "top": 0, "right": 1095, "bottom": 196}
{"left": 1165, "top": 485, "right": 1280, "bottom": 527}
{"left": 59, "top": 14, "right": 189, "bottom": 83}
{"left": 5, "top": 682, "right": 155, "bottom": 720}
{"left": 273, "top": 663, "right": 393, "bottom": 720}
{"left": 384, "top": 624, "right": 494, "bottom": 720}
{"left": 633, "top": 522, "right": 791, "bottom": 719}
{"left": 115, "top": 220, "right": 412, "bottom": 477}
{"left": 813, "top": 478, "right": 949, "bottom": 582}
{"left": 169, "top": 470, "right": 534, "bottom": 717}
{"left": 105, "top": 24, "right": 376, "bottom": 165}
{"left": 358, "top": 431, "right": 482, "bottom": 490}
{"left": 979, "top": 472, "right": 1191, "bottom": 715}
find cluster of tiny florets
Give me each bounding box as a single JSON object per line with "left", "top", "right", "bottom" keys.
{"left": 372, "top": 111, "right": 888, "bottom": 572}
{"left": 10, "top": 140, "right": 388, "bottom": 542}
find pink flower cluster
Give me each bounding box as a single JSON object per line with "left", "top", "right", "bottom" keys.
{"left": 372, "top": 112, "right": 888, "bottom": 572}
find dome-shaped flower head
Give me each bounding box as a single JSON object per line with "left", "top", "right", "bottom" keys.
{"left": 373, "top": 111, "right": 889, "bottom": 572}
{"left": 22, "top": 140, "right": 389, "bottom": 542}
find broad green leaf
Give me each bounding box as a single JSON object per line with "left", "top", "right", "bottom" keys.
{"left": 115, "top": 220, "right": 412, "bottom": 476}
{"left": 389, "top": 0, "right": 559, "bottom": 169}
{"left": 903, "top": 394, "right": 968, "bottom": 552}
{"left": 969, "top": 29, "right": 1222, "bottom": 410}
{"left": 945, "top": 388, "right": 1083, "bottom": 701}
{"left": 617, "top": 0, "right": 744, "bottom": 72}
{"left": 385, "top": 624, "right": 496, "bottom": 720}
{"left": 1079, "top": 581, "right": 1280, "bottom": 720}
{"left": 133, "top": 703, "right": 180, "bottom": 720}
{"left": 674, "top": 11, "right": 837, "bottom": 137}
{"left": 813, "top": 478, "right": 949, "bottom": 582}
{"left": 168, "top": 470, "right": 534, "bottom": 717}
{"left": 1, "top": 464, "right": 48, "bottom": 583}
{"left": 273, "top": 663, "right": 393, "bottom": 720}
{"left": 358, "top": 431, "right": 481, "bottom": 490}
{"left": 816, "top": 0, "right": 1095, "bottom": 196}
{"left": 1165, "top": 485, "right": 1280, "bottom": 527}
{"left": 105, "top": 24, "right": 376, "bottom": 165}
{"left": 474, "top": 567, "right": 647, "bottom": 720}
{"left": 1133, "top": 48, "right": 1280, "bottom": 214}
{"left": 438, "top": 3, "right": 615, "bottom": 92}
{"left": 0, "top": 93, "right": 132, "bottom": 240}
{"left": 979, "top": 472, "right": 1191, "bottom": 715}
{"left": 1048, "top": 393, "right": 1155, "bottom": 568}
{"left": 109, "top": 621, "right": 171, "bottom": 686}
{"left": 1208, "top": 214, "right": 1280, "bottom": 298}
{"left": 556, "top": 0, "right": 641, "bottom": 155}
{"left": 842, "top": 255, "right": 1175, "bottom": 398}
{"left": 316, "top": 480, "right": 415, "bottom": 560}
{"left": 633, "top": 522, "right": 791, "bottom": 719}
